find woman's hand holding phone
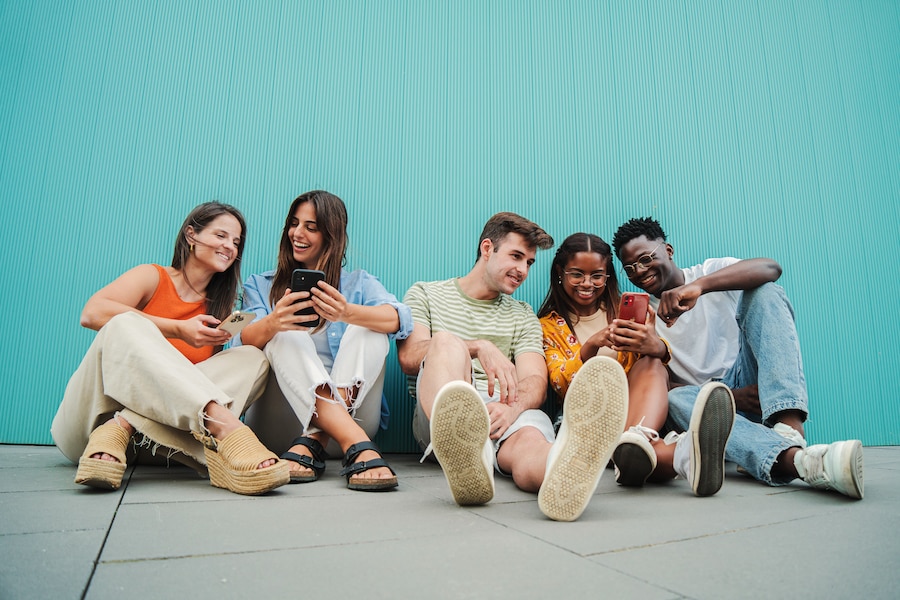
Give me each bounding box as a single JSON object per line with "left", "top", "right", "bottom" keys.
{"left": 179, "top": 314, "right": 232, "bottom": 347}
{"left": 271, "top": 288, "right": 320, "bottom": 330}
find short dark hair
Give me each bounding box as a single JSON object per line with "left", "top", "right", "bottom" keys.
{"left": 612, "top": 217, "right": 667, "bottom": 258}
{"left": 476, "top": 212, "right": 553, "bottom": 262}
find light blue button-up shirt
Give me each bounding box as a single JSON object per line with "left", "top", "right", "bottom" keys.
{"left": 235, "top": 268, "right": 412, "bottom": 429}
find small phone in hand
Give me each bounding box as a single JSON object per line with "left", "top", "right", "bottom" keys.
{"left": 216, "top": 310, "right": 255, "bottom": 335}
{"left": 291, "top": 268, "right": 326, "bottom": 328}
{"left": 618, "top": 292, "right": 650, "bottom": 324}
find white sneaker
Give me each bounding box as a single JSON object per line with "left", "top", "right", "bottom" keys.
{"left": 773, "top": 422, "right": 807, "bottom": 449}
{"left": 666, "top": 382, "right": 735, "bottom": 497}
{"left": 429, "top": 381, "right": 495, "bottom": 506}
{"left": 538, "top": 356, "right": 628, "bottom": 521}
{"left": 794, "top": 440, "right": 864, "bottom": 499}
{"left": 612, "top": 418, "right": 659, "bottom": 487}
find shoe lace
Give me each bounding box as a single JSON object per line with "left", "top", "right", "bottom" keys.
{"left": 799, "top": 445, "right": 829, "bottom": 486}
{"left": 663, "top": 431, "right": 683, "bottom": 446}
{"left": 419, "top": 443, "right": 434, "bottom": 464}
{"left": 628, "top": 417, "right": 660, "bottom": 443}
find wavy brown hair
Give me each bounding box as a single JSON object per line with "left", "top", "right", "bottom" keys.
{"left": 475, "top": 212, "right": 553, "bottom": 263}
{"left": 537, "top": 232, "right": 621, "bottom": 329}
{"left": 171, "top": 201, "right": 247, "bottom": 322}
{"left": 269, "top": 191, "right": 348, "bottom": 312}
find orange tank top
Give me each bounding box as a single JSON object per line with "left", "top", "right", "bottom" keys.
{"left": 142, "top": 264, "right": 214, "bottom": 364}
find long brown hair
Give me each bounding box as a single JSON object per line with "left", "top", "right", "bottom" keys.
{"left": 171, "top": 202, "right": 247, "bottom": 322}
{"left": 269, "top": 191, "right": 348, "bottom": 310}
{"left": 537, "top": 232, "right": 621, "bottom": 329}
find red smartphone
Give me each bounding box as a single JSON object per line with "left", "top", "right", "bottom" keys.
{"left": 618, "top": 292, "right": 650, "bottom": 324}
{"left": 291, "top": 268, "right": 325, "bottom": 327}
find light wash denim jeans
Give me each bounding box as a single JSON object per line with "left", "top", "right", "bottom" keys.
{"left": 666, "top": 283, "right": 808, "bottom": 485}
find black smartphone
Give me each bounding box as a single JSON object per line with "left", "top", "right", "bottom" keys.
{"left": 618, "top": 292, "right": 650, "bottom": 324}
{"left": 290, "top": 268, "right": 325, "bottom": 328}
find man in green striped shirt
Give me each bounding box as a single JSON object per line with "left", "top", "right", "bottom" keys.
{"left": 398, "top": 213, "right": 628, "bottom": 521}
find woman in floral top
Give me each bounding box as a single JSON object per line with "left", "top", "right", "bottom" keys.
{"left": 537, "top": 233, "right": 675, "bottom": 487}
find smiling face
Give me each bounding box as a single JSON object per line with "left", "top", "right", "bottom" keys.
{"left": 559, "top": 251, "right": 610, "bottom": 316}
{"left": 287, "top": 201, "right": 324, "bottom": 267}
{"left": 187, "top": 213, "right": 242, "bottom": 273}
{"left": 617, "top": 234, "right": 679, "bottom": 296}
{"left": 482, "top": 232, "right": 536, "bottom": 296}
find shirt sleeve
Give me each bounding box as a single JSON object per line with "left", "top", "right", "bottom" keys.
{"left": 403, "top": 282, "right": 431, "bottom": 330}
{"left": 232, "top": 273, "right": 273, "bottom": 347}
{"left": 540, "top": 313, "right": 583, "bottom": 398}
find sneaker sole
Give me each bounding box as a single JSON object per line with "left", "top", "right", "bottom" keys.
{"left": 430, "top": 382, "right": 494, "bottom": 506}
{"left": 613, "top": 438, "right": 655, "bottom": 487}
{"left": 538, "top": 356, "right": 628, "bottom": 521}
{"left": 837, "top": 439, "right": 864, "bottom": 500}
{"left": 689, "top": 383, "right": 735, "bottom": 497}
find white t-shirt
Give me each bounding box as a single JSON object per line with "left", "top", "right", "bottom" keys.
{"left": 650, "top": 257, "right": 742, "bottom": 385}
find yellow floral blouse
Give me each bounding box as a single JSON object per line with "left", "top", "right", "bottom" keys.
{"left": 540, "top": 311, "right": 638, "bottom": 398}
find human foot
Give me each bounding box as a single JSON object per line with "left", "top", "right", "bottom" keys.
{"left": 193, "top": 425, "right": 290, "bottom": 495}
{"left": 75, "top": 420, "right": 133, "bottom": 490}
{"left": 281, "top": 436, "right": 326, "bottom": 483}
{"left": 340, "top": 441, "right": 397, "bottom": 491}
{"left": 203, "top": 401, "right": 276, "bottom": 470}
{"left": 87, "top": 418, "right": 134, "bottom": 463}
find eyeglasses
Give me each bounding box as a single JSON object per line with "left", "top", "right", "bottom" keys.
{"left": 622, "top": 243, "right": 663, "bottom": 276}
{"left": 563, "top": 270, "right": 609, "bottom": 286}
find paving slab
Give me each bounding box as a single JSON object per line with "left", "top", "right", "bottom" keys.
{"left": 1, "top": 446, "right": 898, "bottom": 600}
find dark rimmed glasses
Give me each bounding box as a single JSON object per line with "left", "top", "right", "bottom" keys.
{"left": 622, "top": 242, "right": 663, "bottom": 277}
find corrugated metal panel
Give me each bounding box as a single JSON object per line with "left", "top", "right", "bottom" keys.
{"left": 1, "top": 0, "right": 897, "bottom": 451}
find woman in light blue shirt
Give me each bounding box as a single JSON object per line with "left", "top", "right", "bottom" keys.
{"left": 238, "top": 191, "right": 412, "bottom": 491}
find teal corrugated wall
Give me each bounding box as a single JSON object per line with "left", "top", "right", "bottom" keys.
{"left": 1, "top": 0, "right": 897, "bottom": 450}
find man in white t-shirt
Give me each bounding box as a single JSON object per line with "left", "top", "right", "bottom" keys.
{"left": 611, "top": 217, "right": 863, "bottom": 499}
{"left": 397, "top": 213, "right": 628, "bottom": 521}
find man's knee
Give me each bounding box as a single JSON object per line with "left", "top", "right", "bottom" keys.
{"left": 429, "top": 331, "right": 468, "bottom": 355}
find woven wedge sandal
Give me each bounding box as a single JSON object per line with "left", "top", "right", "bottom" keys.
{"left": 193, "top": 426, "right": 290, "bottom": 495}
{"left": 75, "top": 421, "right": 131, "bottom": 490}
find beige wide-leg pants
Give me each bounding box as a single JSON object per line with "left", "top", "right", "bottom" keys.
{"left": 51, "top": 312, "right": 269, "bottom": 473}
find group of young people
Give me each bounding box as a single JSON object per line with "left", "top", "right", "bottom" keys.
{"left": 51, "top": 193, "right": 864, "bottom": 522}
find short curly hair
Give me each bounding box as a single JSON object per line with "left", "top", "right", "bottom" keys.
{"left": 612, "top": 217, "right": 667, "bottom": 258}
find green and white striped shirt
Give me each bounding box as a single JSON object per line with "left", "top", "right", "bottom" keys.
{"left": 403, "top": 278, "right": 543, "bottom": 398}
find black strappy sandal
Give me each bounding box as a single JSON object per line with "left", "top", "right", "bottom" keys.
{"left": 339, "top": 441, "right": 398, "bottom": 492}
{"left": 281, "top": 436, "right": 326, "bottom": 483}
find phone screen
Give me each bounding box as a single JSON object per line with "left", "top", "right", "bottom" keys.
{"left": 290, "top": 269, "right": 325, "bottom": 327}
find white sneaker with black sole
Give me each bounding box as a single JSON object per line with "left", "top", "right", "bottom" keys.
{"left": 666, "top": 382, "right": 735, "bottom": 497}
{"left": 429, "top": 381, "right": 495, "bottom": 506}
{"left": 613, "top": 419, "right": 660, "bottom": 487}
{"left": 538, "top": 356, "right": 628, "bottom": 521}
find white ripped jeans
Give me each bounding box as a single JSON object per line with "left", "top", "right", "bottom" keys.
{"left": 243, "top": 325, "right": 389, "bottom": 457}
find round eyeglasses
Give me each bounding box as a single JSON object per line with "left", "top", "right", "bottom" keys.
{"left": 622, "top": 243, "right": 663, "bottom": 277}
{"left": 563, "top": 270, "right": 609, "bottom": 286}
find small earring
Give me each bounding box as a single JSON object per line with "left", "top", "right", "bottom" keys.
{"left": 557, "top": 278, "right": 562, "bottom": 284}
{"left": 189, "top": 244, "right": 194, "bottom": 253}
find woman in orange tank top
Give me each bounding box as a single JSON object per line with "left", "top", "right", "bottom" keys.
{"left": 51, "top": 202, "right": 289, "bottom": 495}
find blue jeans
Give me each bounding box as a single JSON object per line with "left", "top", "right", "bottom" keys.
{"left": 666, "top": 283, "right": 808, "bottom": 485}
